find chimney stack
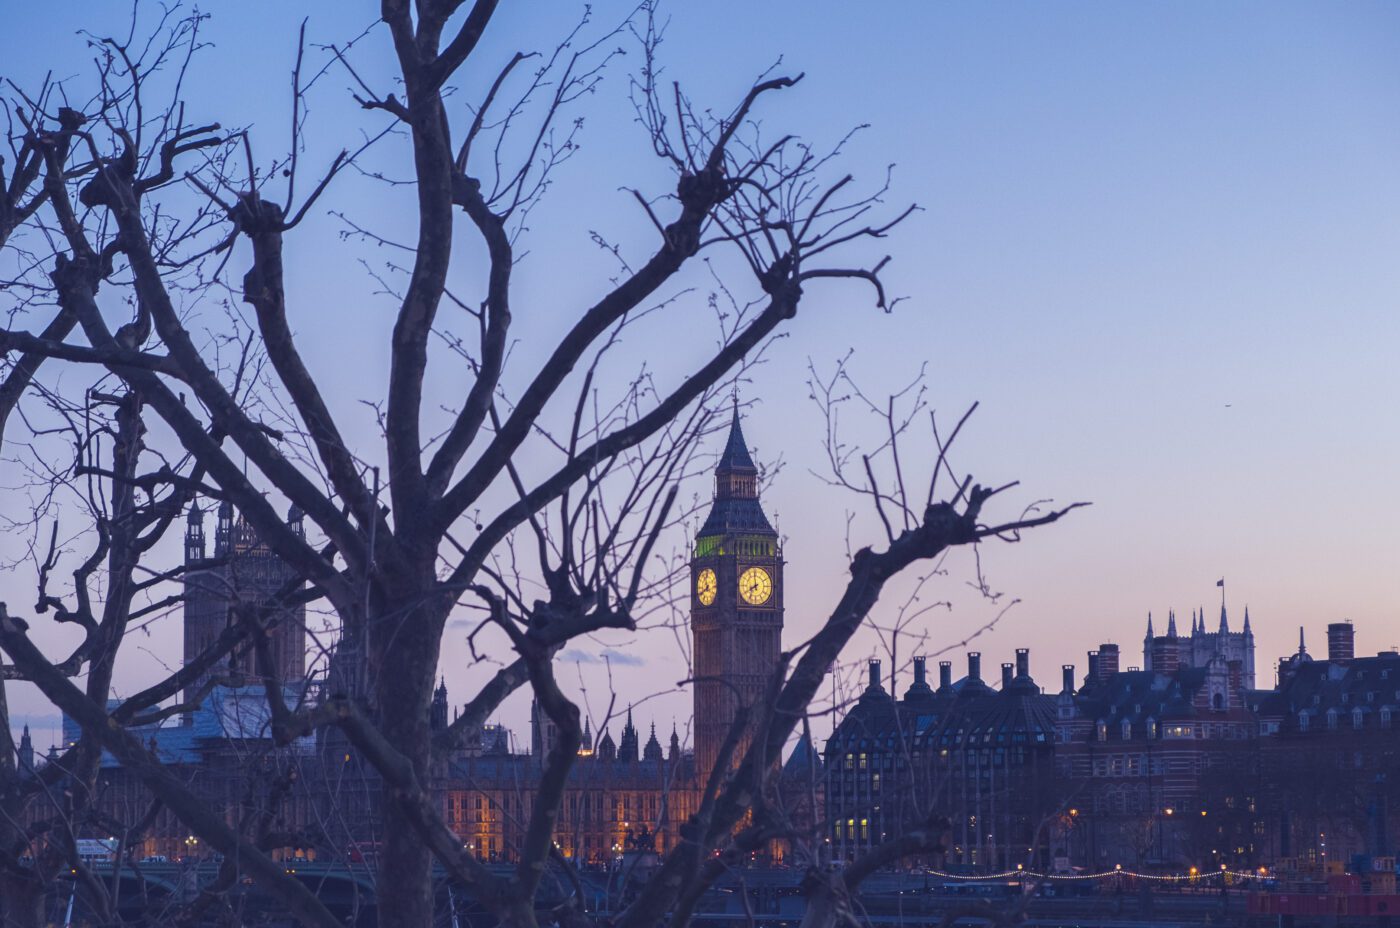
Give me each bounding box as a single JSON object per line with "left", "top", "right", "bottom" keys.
{"left": 1001, "top": 662, "right": 1014, "bottom": 689}
{"left": 1150, "top": 637, "right": 1180, "bottom": 674}
{"left": 1015, "top": 648, "right": 1030, "bottom": 678}
{"left": 1062, "top": 665, "right": 1075, "bottom": 694}
{"left": 868, "top": 659, "right": 883, "bottom": 691}
{"left": 1097, "top": 643, "right": 1120, "bottom": 680}
{"left": 1087, "top": 650, "right": 1100, "bottom": 683}
{"left": 939, "top": 661, "right": 953, "bottom": 690}
{"left": 913, "top": 656, "right": 927, "bottom": 688}
{"left": 1327, "top": 622, "right": 1355, "bottom": 663}
{"left": 968, "top": 652, "right": 982, "bottom": 682}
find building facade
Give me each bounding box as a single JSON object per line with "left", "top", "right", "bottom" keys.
{"left": 824, "top": 652, "right": 1059, "bottom": 870}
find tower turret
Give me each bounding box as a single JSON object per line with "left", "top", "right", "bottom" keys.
{"left": 17, "top": 724, "right": 34, "bottom": 776}
{"left": 618, "top": 706, "right": 639, "bottom": 763}
{"left": 643, "top": 721, "right": 663, "bottom": 762}
{"left": 185, "top": 501, "right": 206, "bottom": 562}
{"left": 430, "top": 678, "right": 449, "bottom": 731}
{"left": 214, "top": 500, "right": 234, "bottom": 558}
{"left": 1143, "top": 612, "right": 1154, "bottom": 671}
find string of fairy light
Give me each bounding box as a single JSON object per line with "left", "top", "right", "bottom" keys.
{"left": 923, "top": 865, "right": 1273, "bottom": 883}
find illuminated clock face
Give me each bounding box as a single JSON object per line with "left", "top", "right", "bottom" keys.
{"left": 738, "top": 566, "right": 773, "bottom": 606}
{"left": 696, "top": 568, "right": 717, "bottom": 606}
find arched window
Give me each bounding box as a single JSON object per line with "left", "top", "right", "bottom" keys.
{"left": 1326, "top": 709, "right": 1339, "bottom": 730}
{"left": 1298, "top": 711, "right": 1310, "bottom": 732}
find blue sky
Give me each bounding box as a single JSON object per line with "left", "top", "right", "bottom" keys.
{"left": 3, "top": 2, "right": 1399, "bottom": 745}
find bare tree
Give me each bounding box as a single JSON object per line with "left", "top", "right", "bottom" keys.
{"left": 0, "top": 4, "right": 1080, "bottom": 927}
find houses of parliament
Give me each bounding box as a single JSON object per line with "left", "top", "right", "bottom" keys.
{"left": 35, "top": 410, "right": 807, "bottom": 864}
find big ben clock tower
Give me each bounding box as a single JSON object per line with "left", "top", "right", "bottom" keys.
{"left": 691, "top": 407, "right": 783, "bottom": 782}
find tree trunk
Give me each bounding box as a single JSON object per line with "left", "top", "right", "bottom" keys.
{"left": 372, "top": 590, "right": 445, "bottom": 928}
{"left": 0, "top": 871, "right": 45, "bottom": 928}
{"left": 796, "top": 871, "right": 851, "bottom": 928}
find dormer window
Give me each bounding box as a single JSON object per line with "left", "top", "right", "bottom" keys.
{"left": 1299, "top": 711, "right": 1310, "bottom": 731}
{"left": 1096, "top": 721, "right": 1107, "bottom": 741}
{"left": 1353, "top": 708, "right": 1365, "bottom": 730}
{"left": 1382, "top": 708, "right": 1393, "bottom": 729}
{"left": 1327, "top": 709, "right": 1339, "bottom": 730}
{"left": 1121, "top": 719, "right": 1132, "bottom": 739}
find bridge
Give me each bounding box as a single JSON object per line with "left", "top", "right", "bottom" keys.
{"left": 52, "top": 861, "right": 1248, "bottom": 927}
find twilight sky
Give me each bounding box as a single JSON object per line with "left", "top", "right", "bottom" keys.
{"left": 3, "top": 1, "right": 1399, "bottom": 749}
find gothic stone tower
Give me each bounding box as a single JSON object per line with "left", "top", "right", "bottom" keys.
{"left": 691, "top": 409, "right": 783, "bottom": 782}
{"left": 182, "top": 500, "right": 308, "bottom": 715}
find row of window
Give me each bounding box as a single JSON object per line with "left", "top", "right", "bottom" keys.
{"left": 1297, "top": 706, "right": 1395, "bottom": 731}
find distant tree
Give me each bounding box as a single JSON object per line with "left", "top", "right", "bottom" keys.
{"left": 0, "top": 3, "right": 1080, "bottom": 926}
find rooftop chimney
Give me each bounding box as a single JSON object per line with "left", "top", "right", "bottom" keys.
{"left": 868, "top": 659, "right": 883, "bottom": 691}
{"left": 1001, "top": 662, "right": 1014, "bottom": 689}
{"left": 967, "top": 652, "right": 982, "bottom": 682}
{"left": 1227, "top": 659, "right": 1243, "bottom": 698}
{"left": 1327, "top": 622, "right": 1355, "bottom": 663}
{"left": 906, "top": 656, "right": 934, "bottom": 699}
{"left": 1015, "top": 648, "right": 1030, "bottom": 679}
{"left": 1097, "top": 643, "right": 1120, "bottom": 680}
{"left": 1062, "top": 665, "right": 1075, "bottom": 694}
{"left": 1087, "top": 650, "right": 1100, "bottom": 683}
{"left": 939, "top": 661, "right": 953, "bottom": 691}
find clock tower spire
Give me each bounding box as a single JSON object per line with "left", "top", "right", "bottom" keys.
{"left": 691, "top": 406, "right": 783, "bottom": 782}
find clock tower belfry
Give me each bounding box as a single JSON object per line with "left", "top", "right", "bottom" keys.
{"left": 691, "top": 408, "right": 783, "bottom": 782}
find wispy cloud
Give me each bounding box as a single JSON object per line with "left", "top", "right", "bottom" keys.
{"left": 558, "top": 648, "right": 645, "bottom": 667}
